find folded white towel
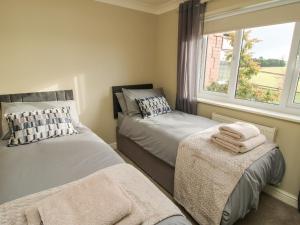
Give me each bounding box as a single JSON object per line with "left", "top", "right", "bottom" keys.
{"left": 219, "top": 122, "right": 260, "bottom": 141}
{"left": 25, "top": 207, "right": 41, "bottom": 225}
{"left": 211, "top": 133, "right": 266, "bottom": 153}
{"left": 25, "top": 173, "right": 143, "bottom": 225}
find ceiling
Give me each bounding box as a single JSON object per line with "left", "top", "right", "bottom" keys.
{"left": 138, "top": 0, "right": 173, "bottom": 5}
{"left": 95, "top": 0, "right": 181, "bottom": 15}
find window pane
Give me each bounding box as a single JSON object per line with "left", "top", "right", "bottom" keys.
{"left": 203, "top": 31, "right": 235, "bottom": 93}
{"left": 235, "top": 23, "right": 295, "bottom": 104}
{"left": 294, "top": 75, "right": 300, "bottom": 104}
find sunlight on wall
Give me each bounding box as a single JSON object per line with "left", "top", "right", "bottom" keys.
{"left": 36, "top": 74, "right": 88, "bottom": 119}
{"left": 39, "top": 85, "right": 60, "bottom": 92}
{"left": 73, "top": 74, "right": 87, "bottom": 116}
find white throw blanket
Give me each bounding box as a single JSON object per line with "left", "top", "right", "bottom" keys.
{"left": 0, "top": 164, "right": 183, "bottom": 225}
{"left": 174, "top": 125, "right": 277, "bottom": 225}
{"left": 219, "top": 122, "right": 260, "bottom": 141}
{"left": 211, "top": 133, "right": 266, "bottom": 153}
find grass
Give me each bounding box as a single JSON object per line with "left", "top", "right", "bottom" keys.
{"left": 214, "top": 65, "right": 300, "bottom": 103}
{"left": 259, "top": 67, "right": 287, "bottom": 74}
{"left": 251, "top": 67, "right": 285, "bottom": 89}
{"left": 295, "top": 92, "right": 300, "bottom": 103}
{"left": 296, "top": 79, "right": 300, "bottom": 103}
{"left": 250, "top": 66, "right": 300, "bottom": 103}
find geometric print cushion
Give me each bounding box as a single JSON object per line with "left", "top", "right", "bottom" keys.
{"left": 5, "top": 107, "right": 78, "bottom": 147}
{"left": 135, "top": 96, "right": 172, "bottom": 118}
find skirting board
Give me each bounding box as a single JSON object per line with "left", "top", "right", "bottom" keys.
{"left": 264, "top": 185, "right": 298, "bottom": 208}
{"left": 109, "top": 141, "right": 298, "bottom": 208}
{"left": 109, "top": 142, "right": 117, "bottom": 150}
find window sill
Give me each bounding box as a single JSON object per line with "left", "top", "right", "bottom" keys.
{"left": 197, "top": 98, "right": 300, "bottom": 124}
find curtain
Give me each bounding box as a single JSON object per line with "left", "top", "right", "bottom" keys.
{"left": 175, "top": 0, "right": 206, "bottom": 115}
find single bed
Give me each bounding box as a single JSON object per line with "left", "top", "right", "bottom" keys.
{"left": 113, "top": 84, "right": 285, "bottom": 225}
{"left": 0, "top": 90, "right": 191, "bottom": 225}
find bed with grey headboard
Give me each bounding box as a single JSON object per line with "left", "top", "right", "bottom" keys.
{"left": 0, "top": 89, "right": 191, "bottom": 225}
{"left": 0, "top": 89, "right": 74, "bottom": 139}
{"left": 0, "top": 90, "right": 73, "bottom": 104}
{"left": 0, "top": 89, "right": 123, "bottom": 204}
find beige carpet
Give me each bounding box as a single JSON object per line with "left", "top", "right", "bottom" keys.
{"left": 114, "top": 148, "right": 300, "bottom": 225}
{"left": 235, "top": 193, "right": 300, "bottom": 225}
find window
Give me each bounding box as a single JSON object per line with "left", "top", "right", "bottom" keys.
{"left": 294, "top": 75, "right": 300, "bottom": 104}
{"left": 203, "top": 31, "right": 235, "bottom": 94}
{"left": 236, "top": 23, "right": 294, "bottom": 104}
{"left": 200, "top": 22, "right": 300, "bottom": 116}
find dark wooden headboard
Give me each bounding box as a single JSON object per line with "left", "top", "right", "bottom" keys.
{"left": 112, "top": 84, "right": 153, "bottom": 119}
{"left": 0, "top": 90, "right": 73, "bottom": 106}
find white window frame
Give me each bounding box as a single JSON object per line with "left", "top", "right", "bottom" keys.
{"left": 286, "top": 23, "right": 300, "bottom": 107}
{"left": 199, "top": 22, "right": 300, "bottom": 116}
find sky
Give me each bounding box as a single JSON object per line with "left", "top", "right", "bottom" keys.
{"left": 247, "top": 22, "right": 295, "bottom": 61}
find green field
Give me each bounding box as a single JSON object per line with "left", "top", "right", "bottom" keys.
{"left": 258, "top": 67, "right": 287, "bottom": 74}
{"left": 251, "top": 67, "right": 286, "bottom": 89}
{"left": 250, "top": 67, "right": 300, "bottom": 103}
{"left": 295, "top": 93, "right": 300, "bottom": 103}
{"left": 295, "top": 78, "right": 300, "bottom": 103}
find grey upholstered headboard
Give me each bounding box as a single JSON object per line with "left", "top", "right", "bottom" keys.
{"left": 0, "top": 90, "right": 73, "bottom": 106}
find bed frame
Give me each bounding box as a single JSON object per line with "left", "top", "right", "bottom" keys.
{"left": 112, "top": 84, "right": 153, "bottom": 118}
{"left": 117, "top": 128, "right": 175, "bottom": 194}
{"left": 112, "top": 84, "right": 175, "bottom": 194}
{"left": 0, "top": 90, "right": 73, "bottom": 105}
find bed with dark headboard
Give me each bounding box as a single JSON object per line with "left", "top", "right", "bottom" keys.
{"left": 112, "top": 83, "right": 176, "bottom": 195}
{"left": 112, "top": 84, "right": 153, "bottom": 118}
{"left": 114, "top": 83, "right": 285, "bottom": 225}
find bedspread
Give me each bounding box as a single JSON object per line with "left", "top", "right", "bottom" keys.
{"left": 174, "top": 125, "right": 277, "bottom": 225}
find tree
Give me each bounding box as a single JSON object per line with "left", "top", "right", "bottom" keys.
{"left": 233, "top": 30, "right": 261, "bottom": 100}
{"left": 255, "top": 57, "right": 286, "bottom": 67}
{"left": 206, "top": 31, "right": 279, "bottom": 103}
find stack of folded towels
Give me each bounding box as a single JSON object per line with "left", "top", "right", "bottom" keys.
{"left": 25, "top": 173, "right": 144, "bottom": 225}
{"left": 211, "top": 121, "right": 266, "bottom": 153}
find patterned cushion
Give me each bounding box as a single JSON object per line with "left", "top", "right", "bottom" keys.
{"left": 135, "top": 96, "right": 172, "bottom": 118}
{"left": 122, "top": 88, "right": 165, "bottom": 116}
{"left": 5, "top": 107, "right": 78, "bottom": 146}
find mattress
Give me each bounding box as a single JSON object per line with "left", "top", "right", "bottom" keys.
{"left": 119, "top": 110, "right": 219, "bottom": 166}
{"left": 117, "top": 112, "right": 126, "bottom": 127}
{"left": 118, "top": 111, "right": 285, "bottom": 225}
{"left": 0, "top": 125, "right": 191, "bottom": 225}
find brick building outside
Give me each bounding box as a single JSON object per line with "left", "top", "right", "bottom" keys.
{"left": 204, "top": 33, "right": 232, "bottom": 90}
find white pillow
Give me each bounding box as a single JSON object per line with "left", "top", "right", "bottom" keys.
{"left": 1, "top": 100, "right": 80, "bottom": 140}
{"left": 122, "top": 88, "right": 165, "bottom": 116}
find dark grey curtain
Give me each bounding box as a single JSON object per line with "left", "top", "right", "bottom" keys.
{"left": 175, "top": 0, "right": 206, "bottom": 115}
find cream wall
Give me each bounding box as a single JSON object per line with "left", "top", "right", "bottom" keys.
{"left": 0, "top": 0, "right": 156, "bottom": 143}
{"left": 155, "top": 2, "right": 300, "bottom": 197}
{"left": 1, "top": 0, "right": 299, "bottom": 199}
{"left": 155, "top": 10, "right": 178, "bottom": 108}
